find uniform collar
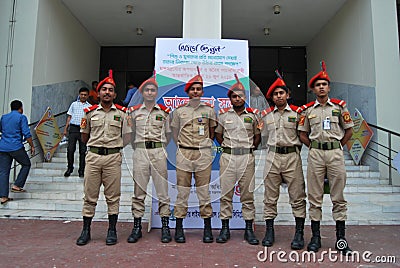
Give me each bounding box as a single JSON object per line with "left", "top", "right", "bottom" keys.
{"left": 228, "top": 107, "right": 248, "bottom": 114}
{"left": 139, "top": 103, "right": 160, "bottom": 111}
{"left": 273, "top": 103, "right": 291, "bottom": 112}
{"left": 98, "top": 103, "right": 117, "bottom": 110}
{"left": 314, "top": 98, "right": 333, "bottom": 107}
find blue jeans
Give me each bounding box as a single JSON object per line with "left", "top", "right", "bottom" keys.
{"left": 0, "top": 148, "right": 31, "bottom": 197}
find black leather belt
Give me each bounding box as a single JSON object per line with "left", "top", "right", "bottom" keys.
{"left": 135, "top": 141, "right": 164, "bottom": 149}
{"left": 310, "top": 140, "right": 341, "bottom": 150}
{"left": 222, "top": 147, "right": 254, "bottom": 155}
{"left": 179, "top": 145, "right": 210, "bottom": 150}
{"left": 271, "top": 146, "right": 298, "bottom": 154}
{"left": 89, "top": 147, "right": 121, "bottom": 155}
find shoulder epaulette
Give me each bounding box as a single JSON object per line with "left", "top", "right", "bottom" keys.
{"left": 289, "top": 104, "right": 303, "bottom": 114}
{"left": 246, "top": 107, "right": 259, "bottom": 114}
{"left": 330, "top": 98, "right": 346, "bottom": 107}
{"left": 300, "top": 101, "right": 315, "bottom": 111}
{"left": 203, "top": 102, "right": 214, "bottom": 108}
{"left": 84, "top": 105, "right": 98, "bottom": 113}
{"left": 219, "top": 107, "right": 230, "bottom": 115}
{"left": 129, "top": 104, "right": 142, "bottom": 113}
{"left": 115, "top": 104, "right": 127, "bottom": 113}
{"left": 158, "top": 104, "right": 171, "bottom": 114}
{"left": 261, "top": 106, "right": 274, "bottom": 117}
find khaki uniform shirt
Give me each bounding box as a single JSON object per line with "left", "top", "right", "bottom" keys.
{"left": 129, "top": 104, "right": 171, "bottom": 143}
{"left": 215, "top": 107, "right": 260, "bottom": 148}
{"left": 81, "top": 104, "right": 130, "bottom": 148}
{"left": 298, "top": 99, "right": 354, "bottom": 141}
{"left": 171, "top": 102, "right": 217, "bottom": 147}
{"left": 261, "top": 104, "right": 301, "bottom": 147}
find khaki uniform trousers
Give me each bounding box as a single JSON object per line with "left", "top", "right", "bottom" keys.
{"left": 82, "top": 151, "right": 122, "bottom": 217}
{"left": 219, "top": 152, "right": 256, "bottom": 220}
{"left": 307, "top": 148, "right": 347, "bottom": 221}
{"left": 174, "top": 148, "right": 213, "bottom": 218}
{"left": 131, "top": 148, "right": 170, "bottom": 218}
{"left": 263, "top": 151, "right": 306, "bottom": 219}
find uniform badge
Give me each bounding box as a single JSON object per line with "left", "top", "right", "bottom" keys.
{"left": 244, "top": 117, "right": 253, "bottom": 123}
{"left": 155, "top": 115, "right": 164, "bottom": 121}
{"left": 342, "top": 111, "right": 352, "bottom": 123}
{"left": 299, "top": 115, "right": 306, "bottom": 126}
{"left": 114, "top": 115, "right": 121, "bottom": 122}
{"left": 288, "top": 116, "right": 296, "bottom": 123}
{"left": 332, "top": 109, "right": 340, "bottom": 116}
{"left": 201, "top": 113, "right": 208, "bottom": 118}
{"left": 80, "top": 118, "right": 87, "bottom": 129}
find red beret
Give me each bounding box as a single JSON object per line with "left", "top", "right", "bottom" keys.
{"left": 184, "top": 66, "right": 203, "bottom": 93}
{"left": 96, "top": 70, "right": 116, "bottom": 92}
{"left": 266, "top": 70, "right": 287, "bottom": 99}
{"left": 139, "top": 71, "right": 158, "bottom": 92}
{"left": 309, "top": 60, "right": 330, "bottom": 88}
{"left": 227, "top": 74, "right": 245, "bottom": 98}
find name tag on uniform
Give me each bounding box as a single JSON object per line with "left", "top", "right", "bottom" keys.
{"left": 308, "top": 114, "right": 317, "bottom": 119}
{"left": 323, "top": 117, "right": 331, "bottom": 130}
{"left": 136, "top": 116, "right": 144, "bottom": 121}
{"left": 226, "top": 120, "right": 233, "bottom": 124}
{"left": 198, "top": 125, "right": 205, "bottom": 135}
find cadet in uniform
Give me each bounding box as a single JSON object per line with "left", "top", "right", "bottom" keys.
{"left": 298, "top": 61, "right": 353, "bottom": 254}
{"left": 171, "top": 67, "right": 217, "bottom": 243}
{"left": 260, "top": 71, "right": 306, "bottom": 249}
{"left": 76, "top": 70, "right": 131, "bottom": 246}
{"left": 127, "top": 73, "right": 172, "bottom": 243}
{"left": 215, "top": 74, "right": 261, "bottom": 245}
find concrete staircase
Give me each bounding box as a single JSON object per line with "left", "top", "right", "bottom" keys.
{"left": 1, "top": 145, "right": 399, "bottom": 225}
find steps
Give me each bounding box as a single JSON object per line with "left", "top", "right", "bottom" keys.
{"left": 1, "top": 145, "right": 399, "bottom": 225}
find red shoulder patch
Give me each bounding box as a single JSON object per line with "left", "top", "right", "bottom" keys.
{"left": 246, "top": 107, "right": 259, "bottom": 114}
{"left": 84, "top": 105, "right": 98, "bottom": 113}
{"left": 219, "top": 107, "right": 230, "bottom": 115}
{"left": 129, "top": 104, "right": 142, "bottom": 113}
{"left": 301, "top": 101, "right": 315, "bottom": 111}
{"left": 115, "top": 104, "right": 127, "bottom": 113}
{"left": 330, "top": 98, "right": 346, "bottom": 107}
{"left": 203, "top": 102, "right": 214, "bottom": 108}
{"left": 289, "top": 104, "right": 303, "bottom": 114}
{"left": 158, "top": 104, "right": 171, "bottom": 114}
{"left": 261, "top": 106, "right": 274, "bottom": 117}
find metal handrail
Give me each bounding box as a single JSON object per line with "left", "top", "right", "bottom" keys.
{"left": 10, "top": 111, "right": 68, "bottom": 181}
{"left": 366, "top": 123, "right": 400, "bottom": 185}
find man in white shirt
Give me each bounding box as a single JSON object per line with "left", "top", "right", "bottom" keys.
{"left": 63, "top": 87, "right": 91, "bottom": 177}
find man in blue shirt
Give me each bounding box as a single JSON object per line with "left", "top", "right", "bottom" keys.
{"left": 122, "top": 82, "right": 138, "bottom": 106}
{"left": 63, "top": 87, "right": 91, "bottom": 177}
{"left": 0, "top": 100, "right": 34, "bottom": 204}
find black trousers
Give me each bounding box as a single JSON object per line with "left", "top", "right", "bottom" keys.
{"left": 67, "top": 125, "right": 86, "bottom": 173}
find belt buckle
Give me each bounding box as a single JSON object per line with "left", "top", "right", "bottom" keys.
{"left": 98, "top": 147, "right": 105, "bottom": 155}
{"left": 145, "top": 141, "right": 153, "bottom": 148}
{"left": 322, "top": 143, "right": 328, "bottom": 150}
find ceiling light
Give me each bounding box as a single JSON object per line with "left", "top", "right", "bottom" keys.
{"left": 136, "top": 27, "right": 143, "bottom": 35}
{"left": 264, "top": 27, "right": 270, "bottom": 36}
{"left": 273, "top": 5, "right": 281, "bottom": 15}
{"left": 126, "top": 5, "right": 133, "bottom": 14}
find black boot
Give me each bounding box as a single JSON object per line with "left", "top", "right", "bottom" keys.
{"left": 127, "top": 217, "right": 142, "bottom": 243}
{"left": 161, "top": 217, "right": 172, "bottom": 243}
{"left": 307, "top": 220, "right": 321, "bottom": 252}
{"left": 106, "top": 214, "right": 118, "bottom": 245}
{"left": 216, "top": 219, "right": 230, "bottom": 243}
{"left": 76, "top": 216, "right": 92, "bottom": 246}
{"left": 203, "top": 217, "right": 213, "bottom": 243}
{"left": 64, "top": 167, "right": 73, "bottom": 177}
{"left": 291, "top": 217, "right": 305, "bottom": 250}
{"left": 174, "top": 218, "right": 185, "bottom": 243}
{"left": 335, "top": 221, "right": 352, "bottom": 255}
{"left": 244, "top": 220, "right": 259, "bottom": 245}
{"left": 262, "top": 219, "right": 274, "bottom": 247}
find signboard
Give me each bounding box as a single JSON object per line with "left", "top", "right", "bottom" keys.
{"left": 346, "top": 108, "right": 374, "bottom": 165}
{"left": 34, "top": 107, "right": 62, "bottom": 161}
{"left": 150, "top": 38, "right": 250, "bottom": 229}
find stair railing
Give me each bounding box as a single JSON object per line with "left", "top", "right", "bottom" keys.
{"left": 366, "top": 123, "right": 400, "bottom": 185}
{"left": 10, "top": 111, "right": 68, "bottom": 182}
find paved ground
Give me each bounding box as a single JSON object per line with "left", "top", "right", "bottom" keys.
{"left": 1, "top": 219, "right": 399, "bottom": 267}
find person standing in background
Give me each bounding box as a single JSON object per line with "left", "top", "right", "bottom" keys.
{"left": 88, "top": 81, "right": 99, "bottom": 105}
